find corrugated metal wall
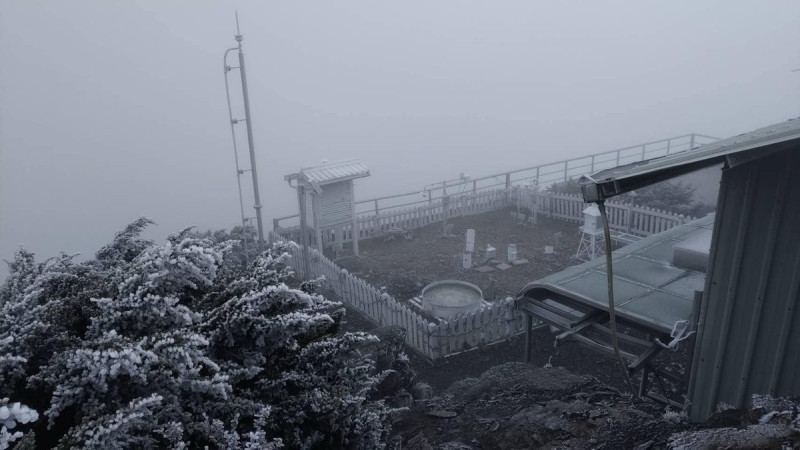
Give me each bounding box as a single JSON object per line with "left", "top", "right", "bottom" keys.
{"left": 688, "top": 145, "right": 800, "bottom": 420}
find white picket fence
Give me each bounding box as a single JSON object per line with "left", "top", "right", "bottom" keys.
{"left": 521, "top": 189, "right": 691, "bottom": 236}
{"left": 273, "top": 133, "right": 718, "bottom": 232}
{"left": 269, "top": 189, "right": 691, "bottom": 361}
{"left": 278, "top": 187, "right": 691, "bottom": 245}
{"left": 269, "top": 231, "right": 526, "bottom": 360}
{"left": 277, "top": 187, "right": 510, "bottom": 245}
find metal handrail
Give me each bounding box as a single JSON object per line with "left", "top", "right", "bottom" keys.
{"left": 273, "top": 133, "right": 718, "bottom": 229}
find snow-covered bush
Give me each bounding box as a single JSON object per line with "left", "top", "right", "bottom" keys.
{"left": 0, "top": 398, "right": 38, "bottom": 450}
{"left": 0, "top": 219, "right": 397, "bottom": 448}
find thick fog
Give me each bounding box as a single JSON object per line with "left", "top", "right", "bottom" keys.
{"left": 1, "top": 1, "right": 799, "bottom": 277}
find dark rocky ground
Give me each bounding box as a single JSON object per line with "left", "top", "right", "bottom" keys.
{"left": 341, "top": 304, "right": 800, "bottom": 449}
{"left": 396, "top": 362, "right": 685, "bottom": 449}
{"left": 330, "top": 209, "right": 800, "bottom": 448}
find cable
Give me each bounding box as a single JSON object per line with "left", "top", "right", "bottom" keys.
{"left": 597, "top": 200, "right": 636, "bottom": 394}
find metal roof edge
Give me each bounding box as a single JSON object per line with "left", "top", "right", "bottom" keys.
{"left": 580, "top": 118, "right": 800, "bottom": 202}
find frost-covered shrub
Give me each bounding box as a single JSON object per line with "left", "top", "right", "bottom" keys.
{"left": 0, "top": 398, "right": 38, "bottom": 450}
{"left": 118, "top": 226, "right": 228, "bottom": 299}
{"left": 95, "top": 217, "right": 156, "bottom": 265}
{"left": 201, "top": 248, "right": 398, "bottom": 448}
{"left": 0, "top": 218, "right": 397, "bottom": 448}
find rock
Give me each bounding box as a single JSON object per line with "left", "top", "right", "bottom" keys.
{"left": 668, "top": 424, "right": 798, "bottom": 449}
{"left": 393, "top": 389, "right": 414, "bottom": 408}
{"left": 412, "top": 382, "right": 434, "bottom": 401}
{"left": 437, "top": 442, "right": 472, "bottom": 450}
{"left": 406, "top": 432, "right": 434, "bottom": 450}
{"left": 427, "top": 410, "right": 458, "bottom": 418}
{"left": 445, "top": 362, "right": 592, "bottom": 403}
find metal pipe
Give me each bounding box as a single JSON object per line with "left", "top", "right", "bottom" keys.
{"left": 223, "top": 47, "right": 250, "bottom": 265}
{"left": 297, "top": 184, "right": 310, "bottom": 279}
{"left": 236, "top": 24, "right": 266, "bottom": 251}
{"left": 598, "top": 200, "right": 636, "bottom": 393}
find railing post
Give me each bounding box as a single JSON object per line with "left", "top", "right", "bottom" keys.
{"left": 563, "top": 161, "right": 568, "bottom": 182}
{"left": 442, "top": 195, "right": 450, "bottom": 235}
{"left": 617, "top": 150, "right": 621, "bottom": 167}
{"left": 374, "top": 199, "right": 379, "bottom": 216}
{"left": 590, "top": 155, "right": 595, "bottom": 173}
{"left": 472, "top": 180, "right": 477, "bottom": 210}
{"left": 690, "top": 134, "right": 696, "bottom": 149}
{"left": 505, "top": 173, "right": 511, "bottom": 190}
{"left": 641, "top": 145, "right": 646, "bottom": 160}
{"left": 666, "top": 138, "right": 671, "bottom": 155}
{"left": 272, "top": 218, "right": 280, "bottom": 231}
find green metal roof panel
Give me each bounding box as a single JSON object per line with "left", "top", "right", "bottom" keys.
{"left": 560, "top": 272, "right": 649, "bottom": 306}
{"left": 519, "top": 214, "right": 714, "bottom": 334}
{"left": 636, "top": 241, "right": 679, "bottom": 264}
{"left": 613, "top": 257, "right": 685, "bottom": 287}
{"left": 622, "top": 291, "right": 694, "bottom": 329}
{"left": 661, "top": 272, "right": 706, "bottom": 298}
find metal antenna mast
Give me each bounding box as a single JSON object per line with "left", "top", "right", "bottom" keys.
{"left": 223, "top": 42, "right": 250, "bottom": 263}
{"left": 223, "top": 11, "right": 266, "bottom": 252}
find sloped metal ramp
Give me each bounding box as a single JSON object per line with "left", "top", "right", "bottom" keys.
{"left": 516, "top": 214, "right": 714, "bottom": 406}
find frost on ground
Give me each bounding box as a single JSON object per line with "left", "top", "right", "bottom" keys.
{"left": 395, "top": 362, "right": 683, "bottom": 449}
{"left": 394, "top": 362, "right": 800, "bottom": 450}
{"left": 668, "top": 395, "right": 800, "bottom": 449}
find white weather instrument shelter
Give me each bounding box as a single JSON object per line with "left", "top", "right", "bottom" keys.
{"left": 285, "top": 160, "right": 370, "bottom": 256}
{"left": 575, "top": 204, "right": 604, "bottom": 261}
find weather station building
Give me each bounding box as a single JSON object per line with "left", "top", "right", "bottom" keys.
{"left": 517, "top": 117, "right": 800, "bottom": 421}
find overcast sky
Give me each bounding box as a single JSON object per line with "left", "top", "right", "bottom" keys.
{"left": 1, "top": 1, "right": 799, "bottom": 276}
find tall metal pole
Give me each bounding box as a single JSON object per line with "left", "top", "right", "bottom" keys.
{"left": 223, "top": 47, "right": 250, "bottom": 265}
{"left": 235, "top": 13, "right": 266, "bottom": 250}
{"left": 297, "top": 183, "right": 310, "bottom": 279}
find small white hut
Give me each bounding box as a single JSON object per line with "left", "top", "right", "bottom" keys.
{"left": 285, "top": 160, "right": 370, "bottom": 256}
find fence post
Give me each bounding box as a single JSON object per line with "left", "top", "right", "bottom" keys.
{"left": 428, "top": 323, "right": 439, "bottom": 360}
{"left": 626, "top": 203, "right": 633, "bottom": 235}
{"left": 442, "top": 195, "right": 450, "bottom": 235}
{"left": 380, "top": 293, "right": 390, "bottom": 325}
{"left": 272, "top": 218, "right": 280, "bottom": 231}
